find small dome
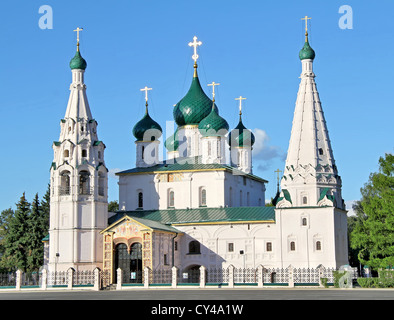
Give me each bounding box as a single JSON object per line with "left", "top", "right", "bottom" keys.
{"left": 299, "top": 40, "right": 315, "bottom": 60}
{"left": 228, "top": 118, "right": 255, "bottom": 148}
{"left": 164, "top": 128, "right": 180, "bottom": 152}
{"left": 132, "top": 109, "right": 162, "bottom": 142}
{"left": 70, "top": 50, "right": 87, "bottom": 70}
{"left": 173, "top": 70, "right": 218, "bottom": 126}
{"left": 198, "top": 106, "right": 229, "bottom": 137}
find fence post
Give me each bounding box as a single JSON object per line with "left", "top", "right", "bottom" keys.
{"left": 116, "top": 268, "right": 122, "bottom": 290}
{"left": 257, "top": 265, "right": 264, "bottom": 288}
{"left": 200, "top": 265, "right": 206, "bottom": 288}
{"left": 67, "top": 268, "right": 74, "bottom": 290}
{"left": 172, "top": 266, "right": 178, "bottom": 288}
{"left": 288, "top": 265, "right": 294, "bottom": 288}
{"left": 318, "top": 266, "right": 324, "bottom": 288}
{"left": 94, "top": 268, "right": 100, "bottom": 291}
{"left": 16, "top": 270, "right": 22, "bottom": 290}
{"left": 41, "top": 269, "right": 47, "bottom": 290}
{"left": 144, "top": 267, "right": 150, "bottom": 288}
{"left": 228, "top": 265, "right": 234, "bottom": 288}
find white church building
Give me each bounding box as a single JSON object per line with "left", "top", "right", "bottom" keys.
{"left": 45, "top": 23, "right": 349, "bottom": 284}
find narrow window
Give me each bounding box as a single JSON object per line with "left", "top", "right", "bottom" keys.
{"left": 302, "top": 217, "right": 307, "bottom": 226}
{"left": 240, "top": 190, "right": 243, "bottom": 206}
{"left": 290, "top": 241, "right": 296, "bottom": 251}
{"left": 64, "top": 150, "right": 69, "bottom": 158}
{"left": 82, "top": 149, "right": 87, "bottom": 158}
{"left": 319, "top": 148, "right": 324, "bottom": 155}
{"left": 141, "top": 146, "right": 145, "bottom": 160}
{"left": 200, "top": 188, "right": 207, "bottom": 206}
{"left": 168, "top": 190, "right": 175, "bottom": 207}
{"left": 303, "top": 196, "right": 308, "bottom": 205}
{"left": 98, "top": 172, "right": 105, "bottom": 196}
{"left": 164, "top": 254, "right": 168, "bottom": 265}
{"left": 316, "top": 241, "right": 322, "bottom": 251}
{"left": 266, "top": 242, "right": 272, "bottom": 252}
{"left": 228, "top": 243, "right": 234, "bottom": 252}
{"left": 98, "top": 151, "right": 101, "bottom": 160}
{"left": 138, "top": 192, "right": 143, "bottom": 208}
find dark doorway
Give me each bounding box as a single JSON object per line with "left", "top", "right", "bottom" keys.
{"left": 114, "top": 242, "right": 143, "bottom": 284}
{"left": 130, "top": 243, "right": 142, "bottom": 283}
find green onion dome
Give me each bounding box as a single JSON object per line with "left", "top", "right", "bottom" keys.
{"left": 164, "top": 128, "right": 179, "bottom": 152}
{"left": 198, "top": 106, "right": 229, "bottom": 137}
{"left": 70, "top": 50, "right": 87, "bottom": 70}
{"left": 132, "top": 107, "right": 162, "bottom": 142}
{"left": 299, "top": 39, "right": 315, "bottom": 60}
{"left": 228, "top": 118, "right": 255, "bottom": 148}
{"left": 173, "top": 68, "right": 218, "bottom": 126}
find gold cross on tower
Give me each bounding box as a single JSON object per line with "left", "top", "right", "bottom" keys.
{"left": 188, "top": 36, "right": 202, "bottom": 64}
{"left": 301, "top": 15, "right": 311, "bottom": 39}
{"left": 140, "top": 86, "right": 152, "bottom": 107}
{"left": 235, "top": 96, "right": 247, "bottom": 116}
{"left": 274, "top": 168, "right": 282, "bottom": 192}
{"left": 73, "top": 27, "right": 83, "bottom": 51}
{"left": 207, "top": 82, "right": 220, "bottom": 102}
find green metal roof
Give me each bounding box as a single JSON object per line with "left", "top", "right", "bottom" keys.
{"left": 115, "top": 156, "right": 268, "bottom": 183}
{"left": 70, "top": 50, "right": 87, "bottom": 70}
{"left": 173, "top": 70, "right": 218, "bottom": 126}
{"left": 132, "top": 108, "right": 162, "bottom": 142}
{"left": 198, "top": 106, "right": 229, "bottom": 137}
{"left": 228, "top": 117, "right": 255, "bottom": 148}
{"left": 299, "top": 40, "right": 315, "bottom": 60}
{"left": 109, "top": 206, "right": 276, "bottom": 226}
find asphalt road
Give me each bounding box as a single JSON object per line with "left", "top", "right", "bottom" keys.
{"left": 0, "top": 288, "right": 393, "bottom": 300}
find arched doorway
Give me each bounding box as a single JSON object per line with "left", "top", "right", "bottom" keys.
{"left": 130, "top": 243, "right": 142, "bottom": 283}
{"left": 114, "top": 242, "right": 142, "bottom": 283}
{"left": 179, "top": 265, "right": 201, "bottom": 284}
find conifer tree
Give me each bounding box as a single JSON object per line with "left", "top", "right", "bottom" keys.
{"left": 2, "top": 193, "right": 31, "bottom": 271}
{"left": 26, "top": 193, "right": 44, "bottom": 271}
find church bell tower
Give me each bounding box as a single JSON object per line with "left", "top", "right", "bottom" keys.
{"left": 48, "top": 28, "right": 108, "bottom": 272}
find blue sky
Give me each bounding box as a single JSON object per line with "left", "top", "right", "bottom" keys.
{"left": 0, "top": 0, "right": 393, "bottom": 212}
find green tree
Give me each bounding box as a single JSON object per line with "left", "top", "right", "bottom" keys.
{"left": 350, "top": 153, "right": 394, "bottom": 271}
{"left": 1, "top": 193, "right": 31, "bottom": 271}
{"left": 108, "top": 200, "right": 119, "bottom": 212}
{"left": 0, "top": 208, "right": 14, "bottom": 271}
{"left": 26, "top": 193, "right": 45, "bottom": 271}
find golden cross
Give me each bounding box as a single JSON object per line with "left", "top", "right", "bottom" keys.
{"left": 274, "top": 169, "right": 282, "bottom": 191}
{"left": 207, "top": 82, "right": 220, "bottom": 101}
{"left": 140, "top": 86, "right": 152, "bottom": 104}
{"left": 235, "top": 96, "right": 247, "bottom": 115}
{"left": 73, "top": 27, "right": 83, "bottom": 43}
{"left": 301, "top": 16, "right": 311, "bottom": 35}
{"left": 73, "top": 27, "right": 83, "bottom": 51}
{"left": 188, "top": 36, "right": 202, "bottom": 63}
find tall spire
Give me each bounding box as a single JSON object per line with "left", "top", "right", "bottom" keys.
{"left": 278, "top": 20, "right": 343, "bottom": 209}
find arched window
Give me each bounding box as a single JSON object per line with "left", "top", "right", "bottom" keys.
{"left": 302, "top": 217, "right": 307, "bottom": 226}
{"left": 168, "top": 190, "right": 175, "bottom": 208}
{"left": 60, "top": 170, "right": 71, "bottom": 195}
{"left": 79, "top": 170, "right": 90, "bottom": 195}
{"left": 302, "top": 196, "right": 308, "bottom": 205}
{"left": 98, "top": 172, "right": 105, "bottom": 196}
{"left": 290, "top": 241, "right": 296, "bottom": 251}
{"left": 316, "top": 241, "right": 322, "bottom": 251}
{"left": 138, "top": 192, "right": 143, "bottom": 209}
{"left": 188, "top": 241, "right": 200, "bottom": 254}
{"left": 200, "top": 188, "right": 207, "bottom": 207}
{"left": 64, "top": 149, "right": 69, "bottom": 158}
